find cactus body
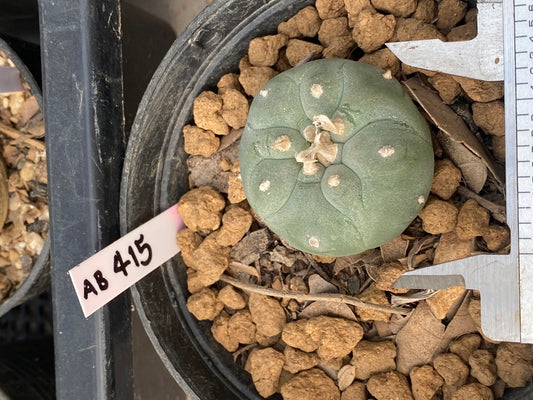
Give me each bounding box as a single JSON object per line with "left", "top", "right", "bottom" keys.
{"left": 239, "top": 59, "right": 434, "bottom": 257}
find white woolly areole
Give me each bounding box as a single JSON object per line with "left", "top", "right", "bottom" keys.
{"left": 259, "top": 180, "right": 271, "bottom": 192}
{"left": 259, "top": 89, "right": 269, "bottom": 97}
{"left": 328, "top": 174, "right": 341, "bottom": 187}
{"left": 308, "top": 236, "right": 320, "bottom": 248}
{"left": 271, "top": 135, "right": 292, "bottom": 152}
{"left": 310, "top": 83, "right": 323, "bottom": 99}
{"left": 378, "top": 145, "right": 395, "bottom": 158}
{"left": 418, "top": 195, "right": 425, "bottom": 204}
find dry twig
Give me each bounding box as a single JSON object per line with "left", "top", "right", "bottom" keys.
{"left": 219, "top": 274, "right": 410, "bottom": 316}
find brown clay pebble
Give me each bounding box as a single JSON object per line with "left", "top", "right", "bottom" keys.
{"left": 418, "top": 198, "right": 458, "bottom": 235}
{"left": 227, "top": 161, "right": 247, "bottom": 203}
{"left": 186, "top": 268, "right": 205, "bottom": 294}
{"left": 428, "top": 73, "right": 462, "bottom": 104}
{"left": 321, "top": 355, "right": 344, "bottom": 372}
{"left": 455, "top": 199, "right": 490, "bottom": 240}
{"left": 193, "top": 91, "right": 230, "bottom": 136}
{"left": 371, "top": 0, "right": 417, "bottom": 17}
{"left": 217, "top": 73, "right": 242, "bottom": 94}
{"left": 220, "top": 89, "right": 249, "bottom": 129}
{"left": 318, "top": 17, "right": 351, "bottom": 46}
{"left": 217, "top": 285, "right": 246, "bottom": 310}
{"left": 495, "top": 342, "right": 533, "bottom": 387}
{"left": 216, "top": 205, "right": 253, "bottom": 247}
{"left": 452, "top": 76, "right": 504, "bottom": 103}
{"left": 472, "top": 101, "right": 505, "bottom": 137}
{"left": 323, "top": 36, "right": 356, "bottom": 59}
{"left": 410, "top": 365, "right": 444, "bottom": 400}
{"left": 245, "top": 347, "right": 286, "bottom": 398}
{"left": 248, "top": 34, "right": 289, "bottom": 67}
{"left": 294, "top": 6, "right": 323, "bottom": 36}
{"left": 433, "top": 231, "right": 475, "bottom": 264}
{"left": 211, "top": 311, "right": 239, "bottom": 352}
{"left": 351, "top": 11, "right": 396, "bottom": 53}
{"left": 393, "top": 18, "right": 446, "bottom": 42}
{"left": 449, "top": 334, "right": 482, "bottom": 363}
{"left": 412, "top": 0, "right": 437, "bottom": 23}
{"left": 283, "top": 346, "right": 320, "bottom": 374}
{"left": 436, "top": 0, "right": 467, "bottom": 34}
{"left": 190, "top": 232, "right": 230, "bottom": 286}
{"left": 285, "top": 39, "right": 324, "bottom": 66}
{"left": 341, "top": 381, "right": 367, "bottom": 400}
{"left": 433, "top": 353, "right": 469, "bottom": 387}
{"left": 344, "top": 0, "right": 374, "bottom": 19}
{"left": 430, "top": 159, "right": 462, "bottom": 200}
{"left": 228, "top": 310, "right": 256, "bottom": 344}
{"left": 177, "top": 186, "right": 225, "bottom": 234}
{"left": 182, "top": 125, "right": 220, "bottom": 157}
{"left": 316, "top": 0, "right": 347, "bottom": 19}
{"left": 278, "top": 15, "right": 301, "bottom": 38}
{"left": 467, "top": 298, "right": 492, "bottom": 341}
{"left": 450, "top": 383, "right": 494, "bottom": 400}
{"left": 280, "top": 368, "right": 340, "bottom": 400}
{"left": 248, "top": 293, "right": 286, "bottom": 337}
{"left": 375, "top": 262, "right": 409, "bottom": 294}
{"left": 351, "top": 340, "right": 396, "bottom": 380}
{"left": 355, "top": 284, "right": 391, "bottom": 322}
{"left": 468, "top": 349, "right": 497, "bottom": 386}
{"left": 186, "top": 287, "right": 224, "bottom": 321}
{"left": 366, "top": 370, "right": 414, "bottom": 400}
{"left": 482, "top": 224, "right": 510, "bottom": 252}
{"left": 359, "top": 48, "right": 401, "bottom": 78}
{"left": 176, "top": 228, "right": 203, "bottom": 268}
{"left": 425, "top": 286, "right": 466, "bottom": 320}
{"left": 282, "top": 315, "right": 364, "bottom": 360}
{"left": 238, "top": 65, "right": 277, "bottom": 97}
{"left": 447, "top": 21, "right": 477, "bottom": 42}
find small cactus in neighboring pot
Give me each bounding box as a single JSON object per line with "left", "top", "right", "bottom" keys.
{"left": 239, "top": 59, "right": 434, "bottom": 257}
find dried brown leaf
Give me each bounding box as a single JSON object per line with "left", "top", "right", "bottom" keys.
{"left": 308, "top": 273, "right": 337, "bottom": 294}
{"left": 299, "top": 300, "right": 357, "bottom": 321}
{"left": 375, "top": 313, "right": 412, "bottom": 337}
{"left": 218, "top": 128, "right": 243, "bottom": 152}
{"left": 404, "top": 77, "right": 504, "bottom": 193}
{"left": 390, "top": 289, "right": 438, "bottom": 306}
{"left": 436, "top": 292, "right": 478, "bottom": 354}
{"left": 334, "top": 249, "right": 381, "bottom": 274}
{"left": 380, "top": 235, "right": 409, "bottom": 262}
{"left": 187, "top": 139, "right": 239, "bottom": 193}
{"left": 395, "top": 302, "right": 445, "bottom": 374}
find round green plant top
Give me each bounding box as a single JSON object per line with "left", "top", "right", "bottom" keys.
{"left": 239, "top": 59, "right": 434, "bottom": 257}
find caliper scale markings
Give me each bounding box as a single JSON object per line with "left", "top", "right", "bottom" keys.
{"left": 388, "top": 0, "right": 533, "bottom": 342}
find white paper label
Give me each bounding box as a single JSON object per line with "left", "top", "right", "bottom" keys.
{"left": 69, "top": 204, "right": 184, "bottom": 317}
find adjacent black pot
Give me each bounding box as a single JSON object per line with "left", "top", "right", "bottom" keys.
{"left": 0, "top": 37, "right": 50, "bottom": 318}
{"left": 119, "top": 1, "right": 533, "bottom": 399}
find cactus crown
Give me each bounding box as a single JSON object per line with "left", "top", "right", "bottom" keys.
{"left": 239, "top": 59, "right": 434, "bottom": 257}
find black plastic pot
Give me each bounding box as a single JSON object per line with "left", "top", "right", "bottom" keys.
{"left": 0, "top": 36, "right": 50, "bottom": 318}
{"left": 120, "top": 1, "right": 533, "bottom": 399}
{"left": 120, "top": 1, "right": 313, "bottom": 398}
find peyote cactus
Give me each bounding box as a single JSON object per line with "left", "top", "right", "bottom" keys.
{"left": 239, "top": 59, "right": 434, "bottom": 257}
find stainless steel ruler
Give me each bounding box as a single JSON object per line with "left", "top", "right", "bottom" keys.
{"left": 389, "top": 0, "right": 533, "bottom": 343}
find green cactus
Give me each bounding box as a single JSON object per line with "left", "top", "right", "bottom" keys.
{"left": 239, "top": 59, "right": 434, "bottom": 257}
